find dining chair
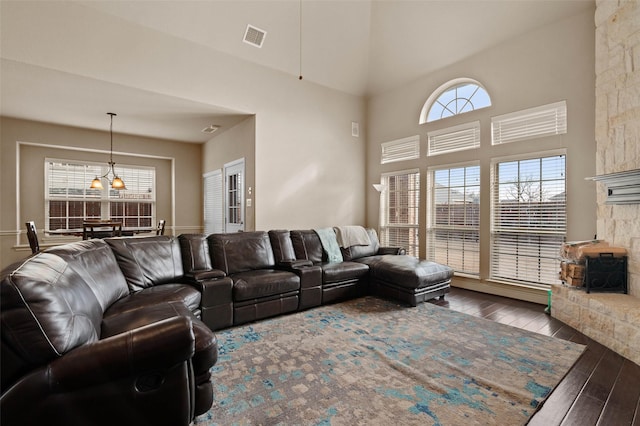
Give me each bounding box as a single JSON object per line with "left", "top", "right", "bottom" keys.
{"left": 156, "top": 219, "right": 166, "bottom": 236}
{"left": 25, "top": 221, "right": 40, "bottom": 254}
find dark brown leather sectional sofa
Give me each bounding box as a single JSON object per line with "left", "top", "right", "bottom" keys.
{"left": 1, "top": 228, "right": 452, "bottom": 426}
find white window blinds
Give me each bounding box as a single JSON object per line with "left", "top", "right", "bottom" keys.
{"left": 490, "top": 153, "right": 566, "bottom": 286}
{"left": 427, "top": 121, "right": 480, "bottom": 156}
{"left": 47, "top": 161, "right": 100, "bottom": 199}
{"left": 381, "top": 136, "right": 420, "bottom": 164}
{"left": 378, "top": 169, "right": 420, "bottom": 257}
{"left": 427, "top": 164, "right": 480, "bottom": 276}
{"left": 45, "top": 159, "right": 155, "bottom": 231}
{"left": 492, "top": 101, "right": 567, "bottom": 145}
{"left": 109, "top": 166, "right": 155, "bottom": 201}
{"left": 204, "top": 169, "right": 223, "bottom": 234}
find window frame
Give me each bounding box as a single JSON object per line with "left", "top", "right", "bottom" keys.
{"left": 381, "top": 135, "right": 420, "bottom": 164}
{"left": 378, "top": 168, "right": 420, "bottom": 257}
{"left": 427, "top": 121, "right": 480, "bottom": 157}
{"left": 45, "top": 158, "right": 156, "bottom": 233}
{"left": 419, "top": 78, "right": 491, "bottom": 124}
{"left": 426, "top": 162, "right": 481, "bottom": 277}
{"left": 489, "top": 150, "right": 567, "bottom": 287}
{"left": 491, "top": 100, "right": 567, "bottom": 145}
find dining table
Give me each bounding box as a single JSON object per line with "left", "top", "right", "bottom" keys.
{"left": 47, "top": 223, "right": 154, "bottom": 239}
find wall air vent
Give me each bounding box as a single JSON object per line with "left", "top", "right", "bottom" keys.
{"left": 243, "top": 25, "right": 267, "bottom": 48}
{"left": 201, "top": 125, "right": 220, "bottom": 134}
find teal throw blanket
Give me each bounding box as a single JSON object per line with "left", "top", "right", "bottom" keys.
{"left": 314, "top": 228, "right": 343, "bottom": 263}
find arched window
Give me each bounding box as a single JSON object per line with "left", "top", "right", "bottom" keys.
{"left": 419, "top": 78, "right": 491, "bottom": 124}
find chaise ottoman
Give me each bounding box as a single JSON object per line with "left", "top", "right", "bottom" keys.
{"left": 366, "top": 255, "right": 453, "bottom": 306}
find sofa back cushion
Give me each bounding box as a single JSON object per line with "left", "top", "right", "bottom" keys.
{"left": 290, "top": 230, "right": 325, "bottom": 263}
{"left": 341, "top": 228, "right": 381, "bottom": 261}
{"left": 178, "top": 233, "right": 213, "bottom": 273}
{"left": 106, "top": 236, "right": 184, "bottom": 292}
{"left": 208, "top": 231, "right": 275, "bottom": 274}
{"left": 268, "top": 230, "right": 297, "bottom": 263}
{"left": 0, "top": 239, "right": 128, "bottom": 366}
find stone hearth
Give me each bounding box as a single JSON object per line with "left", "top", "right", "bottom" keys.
{"left": 551, "top": 283, "right": 640, "bottom": 366}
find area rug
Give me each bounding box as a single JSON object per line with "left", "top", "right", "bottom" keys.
{"left": 194, "top": 296, "right": 585, "bottom": 425}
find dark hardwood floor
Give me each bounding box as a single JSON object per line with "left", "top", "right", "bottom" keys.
{"left": 428, "top": 287, "right": 640, "bottom": 426}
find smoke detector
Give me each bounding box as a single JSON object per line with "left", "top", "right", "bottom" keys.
{"left": 243, "top": 24, "right": 267, "bottom": 48}
{"left": 201, "top": 125, "right": 220, "bottom": 134}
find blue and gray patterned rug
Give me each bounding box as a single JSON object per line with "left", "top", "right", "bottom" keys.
{"left": 195, "top": 296, "right": 584, "bottom": 425}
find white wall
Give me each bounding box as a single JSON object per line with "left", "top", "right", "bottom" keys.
{"left": 0, "top": 1, "right": 366, "bottom": 234}
{"left": 0, "top": 117, "right": 203, "bottom": 268}
{"left": 366, "top": 8, "right": 596, "bottom": 298}
{"left": 203, "top": 116, "right": 256, "bottom": 231}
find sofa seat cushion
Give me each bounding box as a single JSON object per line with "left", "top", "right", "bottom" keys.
{"left": 232, "top": 270, "right": 300, "bottom": 302}
{"left": 320, "top": 261, "right": 370, "bottom": 284}
{"left": 353, "top": 255, "right": 387, "bottom": 267}
{"left": 101, "top": 301, "right": 217, "bottom": 374}
{"left": 369, "top": 256, "right": 453, "bottom": 289}
{"left": 105, "top": 284, "right": 202, "bottom": 317}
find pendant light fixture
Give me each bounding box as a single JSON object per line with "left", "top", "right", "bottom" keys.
{"left": 90, "top": 112, "right": 126, "bottom": 190}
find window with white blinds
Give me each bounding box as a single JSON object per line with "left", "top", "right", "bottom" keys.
{"left": 378, "top": 169, "right": 420, "bottom": 257}
{"left": 46, "top": 159, "right": 155, "bottom": 231}
{"left": 490, "top": 153, "right": 566, "bottom": 286}
{"left": 108, "top": 166, "right": 155, "bottom": 227}
{"left": 491, "top": 101, "right": 567, "bottom": 145}
{"left": 381, "top": 136, "right": 420, "bottom": 164}
{"left": 427, "top": 163, "right": 480, "bottom": 276}
{"left": 427, "top": 121, "right": 480, "bottom": 156}
{"left": 203, "top": 169, "right": 223, "bottom": 234}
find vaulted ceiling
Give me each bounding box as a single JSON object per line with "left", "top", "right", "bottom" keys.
{"left": 1, "top": 0, "right": 594, "bottom": 142}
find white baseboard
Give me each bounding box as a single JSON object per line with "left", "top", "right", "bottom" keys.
{"left": 451, "top": 276, "right": 548, "bottom": 305}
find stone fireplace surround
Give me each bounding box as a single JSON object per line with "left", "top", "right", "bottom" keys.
{"left": 551, "top": 0, "right": 639, "bottom": 366}
{"left": 552, "top": 284, "right": 639, "bottom": 365}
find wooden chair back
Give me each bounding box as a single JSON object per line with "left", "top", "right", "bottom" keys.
{"left": 25, "top": 221, "right": 40, "bottom": 254}
{"left": 156, "top": 219, "right": 166, "bottom": 236}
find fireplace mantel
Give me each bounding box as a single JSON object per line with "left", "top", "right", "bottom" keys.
{"left": 586, "top": 169, "right": 640, "bottom": 204}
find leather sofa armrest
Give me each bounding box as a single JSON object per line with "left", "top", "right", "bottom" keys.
{"left": 47, "top": 316, "right": 195, "bottom": 390}
{"left": 278, "top": 262, "right": 322, "bottom": 289}
{"left": 186, "top": 269, "right": 226, "bottom": 281}
{"left": 378, "top": 246, "right": 406, "bottom": 256}
{"left": 196, "top": 276, "right": 234, "bottom": 307}
{"left": 196, "top": 276, "right": 234, "bottom": 330}
{"left": 1, "top": 317, "right": 200, "bottom": 425}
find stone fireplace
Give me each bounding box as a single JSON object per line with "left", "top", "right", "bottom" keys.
{"left": 552, "top": 0, "right": 639, "bottom": 366}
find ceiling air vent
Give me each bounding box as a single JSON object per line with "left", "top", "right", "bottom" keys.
{"left": 243, "top": 24, "right": 267, "bottom": 48}
{"left": 201, "top": 125, "right": 220, "bottom": 134}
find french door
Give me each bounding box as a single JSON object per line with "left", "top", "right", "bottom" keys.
{"left": 224, "top": 159, "right": 244, "bottom": 233}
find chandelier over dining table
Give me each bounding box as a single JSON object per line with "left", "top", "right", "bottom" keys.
{"left": 90, "top": 112, "right": 126, "bottom": 190}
